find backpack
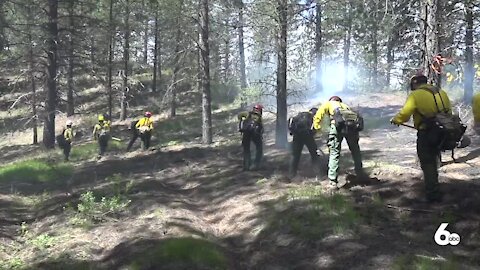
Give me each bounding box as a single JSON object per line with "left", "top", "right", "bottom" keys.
{"left": 332, "top": 105, "right": 364, "bottom": 134}
{"left": 288, "top": 112, "right": 313, "bottom": 135}
{"left": 239, "top": 113, "right": 262, "bottom": 134}
{"left": 421, "top": 89, "right": 467, "bottom": 151}
{"left": 56, "top": 129, "right": 66, "bottom": 149}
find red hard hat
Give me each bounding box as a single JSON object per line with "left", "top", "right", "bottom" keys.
{"left": 145, "top": 111, "right": 152, "bottom": 117}
{"left": 253, "top": 104, "right": 263, "bottom": 113}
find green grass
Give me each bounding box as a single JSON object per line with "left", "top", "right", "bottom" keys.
{"left": 128, "top": 237, "right": 228, "bottom": 270}
{"left": 393, "top": 255, "right": 460, "bottom": 270}
{"left": 0, "top": 159, "right": 73, "bottom": 184}
{"left": 277, "top": 186, "right": 361, "bottom": 238}
{"left": 70, "top": 141, "right": 123, "bottom": 161}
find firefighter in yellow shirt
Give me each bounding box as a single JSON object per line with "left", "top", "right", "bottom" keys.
{"left": 238, "top": 104, "right": 263, "bottom": 171}
{"left": 127, "top": 111, "right": 154, "bottom": 150}
{"left": 313, "top": 96, "right": 365, "bottom": 188}
{"left": 93, "top": 114, "right": 111, "bottom": 156}
{"left": 63, "top": 120, "right": 74, "bottom": 161}
{"left": 473, "top": 92, "right": 480, "bottom": 129}
{"left": 391, "top": 75, "right": 452, "bottom": 203}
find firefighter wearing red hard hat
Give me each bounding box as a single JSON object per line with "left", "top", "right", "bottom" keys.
{"left": 127, "top": 111, "right": 154, "bottom": 151}
{"left": 238, "top": 104, "right": 264, "bottom": 171}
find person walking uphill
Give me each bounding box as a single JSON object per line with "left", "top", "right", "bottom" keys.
{"left": 391, "top": 75, "right": 459, "bottom": 203}
{"left": 238, "top": 104, "right": 264, "bottom": 171}
{"left": 93, "top": 114, "right": 111, "bottom": 157}
{"left": 63, "top": 120, "right": 74, "bottom": 161}
{"left": 313, "top": 96, "right": 365, "bottom": 189}
{"left": 127, "top": 111, "right": 154, "bottom": 151}
{"left": 56, "top": 120, "right": 73, "bottom": 161}
{"left": 288, "top": 108, "right": 321, "bottom": 180}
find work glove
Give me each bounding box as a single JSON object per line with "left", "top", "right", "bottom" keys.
{"left": 390, "top": 118, "right": 400, "bottom": 126}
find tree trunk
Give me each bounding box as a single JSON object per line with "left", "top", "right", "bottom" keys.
{"left": 27, "top": 5, "right": 37, "bottom": 144}
{"left": 143, "top": 0, "right": 148, "bottom": 65}
{"left": 372, "top": 0, "right": 379, "bottom": 89}
{"left": 120, "top": 0, "right": 130, "bottom": 120}
{"left": 199, "top": 0, "right": 212, "bottom": 144}
{"left": 107, "top": 0, "right": 114, "bottom": 119}
{"left": 422, "top": 0, "right": 440, "bottom": 86}
{"left": 314, "top": 0, "right": 323, "bottom": 93}
{"left": 463, "top": 0, "right": 474, "bottom": 103}
{"left": 90, "top": 35, "right": 95, "bottom": 68}
{"left": 238, "top": 1, "right": 247, "bottom": 108}
{"left": 152, "top": 7, "right": 159, "bottom": 92}
{"left": 66, "top": 0, "right": 75, "bottom": 116}
{"left": 343, "top": 0, "right": 352, "bottom": 92}
{"left": 275, "top": 0, "right": 288, "bottom": 148}
{"left": 170, "top": 0, "right": 183, "bottom": 118}
{"left": 386, "top": 36, "right": 394, "bottom": 89}
{"left": 223, "top": 26, "right": 230, "bottom": 83}
{"left": 43, "top": 0, "right": 58, "bottom": 149}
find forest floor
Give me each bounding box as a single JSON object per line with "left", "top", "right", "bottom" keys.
{"left": 0, "top": 92, "right": 480, "bottom": 270}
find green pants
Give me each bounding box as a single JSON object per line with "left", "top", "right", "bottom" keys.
{"left": 288, "top": 131, "right": 320, "bottom": 177}
{"left": 417, "top": 131, "right": 441, "bottom": 200}
{"left": 327, "top": 124, "right": 363, "bottom": 182}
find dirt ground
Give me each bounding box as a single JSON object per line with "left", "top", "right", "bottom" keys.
{"left": 1, "top": 92, "right": 479, "bottom": 269}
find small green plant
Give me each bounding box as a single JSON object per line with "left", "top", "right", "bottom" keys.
{"left": 70, "top": 191, "right": 131, "bottom": 226}
{"left": 28, "top": 234, "right": 56, "bottom": 250}
{"left": 0, "top": 257, "right": 24, "bottom": 269}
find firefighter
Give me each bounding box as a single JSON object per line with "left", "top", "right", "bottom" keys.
{"left": 288, "top": 108, "right": 321, "bottom": 179}
{"left": 390, "top": 75, "right": 452, "bottom": 203}
{"left": 238, "top": 104, "right": 264, "bottom": 171}
{"left": 127, "top": 111, "right": 154, "bottom": 151}
{"left": 313, "top": 96, "right": 365, "bottom": 189}
{"left": 63, "top": 120, "right": 74, "bottom": 161}
{"left": 93, "top": 114, "right": 111, "bottom": 157}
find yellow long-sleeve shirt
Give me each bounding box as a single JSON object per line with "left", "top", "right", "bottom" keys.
{"left": 93, "top": 121, "right": 111, "bottom": 139}
{"left": 64, "top": 127, "right": 73, "bottom": 142}
{"left": 392, "top": 84, "right": 452, "bottom": 129}
{"left": 313, "top": 100, "right": 351, "bottom": 130}
{"left": 473, "top": 92, "right": 480, "bottom": 124}
{"left": 135, "top": 117, "right": 154, "bottom": 130}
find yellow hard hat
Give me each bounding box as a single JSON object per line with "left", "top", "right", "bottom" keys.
{"left": 98, "top": 114, "right": 105, "bottom": 121}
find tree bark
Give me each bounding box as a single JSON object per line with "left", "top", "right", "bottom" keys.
{"left": 343, "top": 0, "right": 352, "bottom": 92}
{"left": 314, "top": 0, "right": 323, "bottom": 93}
{"left": 107, "top": 0, "right": 114, "bottom": 119}
{"left": 152, "top": 7, "right": 159, "bottom": 92}
{"left": 171, "top": 1, "right": 183, "bottom": 118}
{"left": 422, "top": 0, "right": 440, "bottom": 86}
{"left": 371, "top": 0, "right": 379, "bottom": 89}
{"left": 27, "top": 4, "right": 37, "bottom": 144}
{"left": 223, "top": 23, "right": 230, "bottom": 83}
{"left": 238, "top": 1, "right": 247, "bottom": 108}
{"left": 143, "top": 0, "right": 148, "bottom": 65}
{"left": 43, "top": 0, "right": 58, "bottom": 149}
{"left": 275, "top": 0, "right": 288, "bottom": 148}
{"left": 199, "top": 0, "right": 212, "bottom": 144}
{"left": 120, "top": 0, "right": 130, "bottom": 120}
{"left": 66, "top": 0, "right": 75, "bottom": 116}
{"left": 463, "top": 0, "right": 474, "bottom": 103}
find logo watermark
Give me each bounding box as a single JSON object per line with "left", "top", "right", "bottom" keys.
{"left": 434, "top": 223, "right": 460, "bottom": 246}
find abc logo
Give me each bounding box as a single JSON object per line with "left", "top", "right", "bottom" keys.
{"left": 434, "top": 223, "right": 460, "bottom": 246}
